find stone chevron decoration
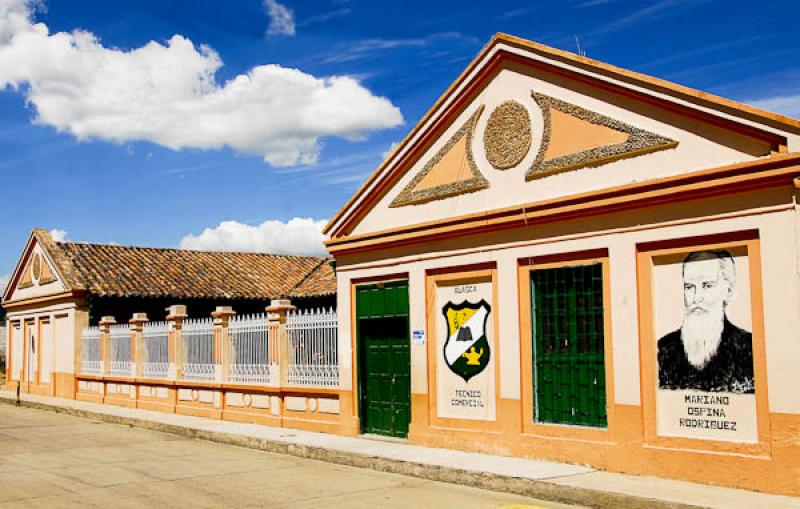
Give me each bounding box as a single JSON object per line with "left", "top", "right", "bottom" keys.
{"left": 527, "top": 92, "right": 678, "bottom": 180}
{"left": 390, "top": 106, "right": 488, "bottom": 208}
{"left": 483, "top": 100, "right": 532, "bottom": 170}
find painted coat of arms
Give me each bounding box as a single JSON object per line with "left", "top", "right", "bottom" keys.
{"left": 442, "top": 300, "right": 491, "bottom": 382}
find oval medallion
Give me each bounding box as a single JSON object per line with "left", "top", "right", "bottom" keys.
{"left": 483, "top": 100, "right": 531, "bottom": 170}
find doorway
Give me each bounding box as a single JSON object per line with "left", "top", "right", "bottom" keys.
{"left": 356, "top": 281, "right": 410, "bottom": 438}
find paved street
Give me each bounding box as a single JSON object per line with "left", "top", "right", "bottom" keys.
{"left": 0, "top": 404, "right": 577, "bottom": 508}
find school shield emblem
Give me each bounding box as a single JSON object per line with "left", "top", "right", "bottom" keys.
{"left": 442, "top": 300, "right": 491, "bottom": 382}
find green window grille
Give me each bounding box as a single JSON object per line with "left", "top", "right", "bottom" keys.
{"left": 531, "top": 263, "right": 607, "bottom": 427}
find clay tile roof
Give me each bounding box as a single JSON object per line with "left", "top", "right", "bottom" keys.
{"left": 32, "top": 230, "right": 333, "bottom": 300}
{"left": 289, "top": 259, "right": 337, "bottom": 298}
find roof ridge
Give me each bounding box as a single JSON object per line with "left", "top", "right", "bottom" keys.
{"left": 57, "top": 240, "right": 325, "bottom": 260}
{"left": 2, "top": 229, "right": 335, "bottom": 303}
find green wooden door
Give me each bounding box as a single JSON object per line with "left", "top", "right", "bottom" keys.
{"left": 531, "top": 263, "right": 607, "bottom": 427}
{"left": 357, "top": 281, "right": 410, "bottom": 438}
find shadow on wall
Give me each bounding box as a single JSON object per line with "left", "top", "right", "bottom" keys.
{"left": 86, "top": 295, "right": 336, "bottom": 326}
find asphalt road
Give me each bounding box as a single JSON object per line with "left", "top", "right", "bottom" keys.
{"left": 0, "top": 404, "right": 580, "bottom": 508}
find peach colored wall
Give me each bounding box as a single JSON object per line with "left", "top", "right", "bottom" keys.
{"left": 5, "top": 303, "right": 83, "bottom": 382}
{"left": 339, "top": 203, "right": 800, "bottom": 411}
{"left": 334, "top": 188, "right": 800, "bottom": 493}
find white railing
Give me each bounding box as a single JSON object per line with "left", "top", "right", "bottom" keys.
{"left": 182, "top": 317, "right": 215, "bottom": 380}
{"left": 109, "top": 324, "right": 132, "bottom": 376}
{"left": 142, "top": 321, "right": 169, "bottom": 378}
{"left": 286, "top": 308, "right": 339, "bottom": 387}
{"left": 81, "top": 326, "right": 102, "bottom": 374}
{"left": 228, "top": 313, "right": 278, "bottom": 385}
{"left": 80, "top": 306, "right": 339, "bottom": 388}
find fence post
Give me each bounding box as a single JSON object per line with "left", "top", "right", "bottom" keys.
{"left": 166, "top": 305, "right": 187, "bottom": 380}
{"left": 98, "top": 316, "right": 116, "bottom": 375}
{"left": 266, "top": 299, "right": 295, "bottom": 387}
{"left": 212, "top": 306, "right": 236, "bottom": 383}
{"left": 130, "top": 313, "right": 149, "bottom": 378}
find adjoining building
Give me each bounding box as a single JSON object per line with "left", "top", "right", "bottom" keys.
{"left": 2, "top": 229, "right": 335, "bottom": 399}
{"left": 324, "top": 34, "right": 800, "bottom": 495}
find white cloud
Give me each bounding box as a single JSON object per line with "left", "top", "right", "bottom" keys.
{"left": 49, "top": 228, "right": 67, "bottom": 242}
{"left": 263, "top": 0, "right": 295, "bottom": 36}
{"left": 0, "top": 0, "right": 403, "bottom": 167}
{"left": 321, "top": 32, "right": 477, "bottom": 64}
{"left": 298, "top": 7, "right": 351, "bottom": 28}
{"left": 180, "top": 217, "right": 328, "bottom": 256}
{"left": 747, "top": 94, "right": 800, "bottom": 119}
{"left": 0, "top": 273, "right": 9, "bottom": 293}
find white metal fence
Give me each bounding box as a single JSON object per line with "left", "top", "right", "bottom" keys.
{"left": 228, "top": 313, "right": 278, "bottom": 385}
{"left": 109, "top": 324, "right": 132, "bottom": 376}
{"left": 81, "top": 307, "right": 338, "bottom": 387}
{"left": 81, "top": 326, "right": 102, "bottom": 374}
{"left": 142, "top": 321, "right": 169, "bottom": 378}
{"left": 182, "top": 317, "right": 215, "bottom": 380}
{"left": 286, "top": 308, "right": 339, "bottom": 387}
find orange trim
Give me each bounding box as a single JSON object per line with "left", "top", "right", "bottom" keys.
{"left": 21, "top": 320, "right": 31, "bottom": 384}
{"left": 495, "top": 34, "right": 800, "bottom": 132}
{"left": 74, "top": 375, "right": 341, "bottom": 397}
{"left": 636, "top": 234, "right": 771, "bottom": 456}
{"left": 424, "top": 267, "right": 503, "bottom": 432}
{"left": 349, "top": 282, "right": 358, "bottom": 422}
{"left": 327, "top": 155, "right": 800, "bottom": 255}
{"left": 35, "top": 318, "right": 42, "bottom": 385}
{"left": 2, "top": 291, "right": 84, "bottom": 310}
{"left": 350, "top": 272, "right": 409, "bottom": 285}
{"left": 426, "top": 261, "right": 496, "bottom": 276}
{"left": 324, "top": 33, "right": 798, "bottom": 238}
{"left": 517, "top": 254, "right": 616, "bottom": 443}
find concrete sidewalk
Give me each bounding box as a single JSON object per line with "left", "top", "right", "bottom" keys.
{"left": 1, "top": 391, "right": 797, "bottom": 509}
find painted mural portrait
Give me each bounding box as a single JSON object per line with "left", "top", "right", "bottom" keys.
{"left": 657, "top": 250, "right": 755, "bottom": 394}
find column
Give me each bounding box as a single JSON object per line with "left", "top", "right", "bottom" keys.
{"left": 211, "top": 306, "right": 236, "bottom": 383}
{"left": 130, "top": 313, "right": 149, "bottom": 378}
{"left": 266, "top": 299, "right": 295, "bottom": 387}
{"left": 166, "top": 305, "right": 187, "bottom": 380}
{"left": 98, "top": 316, "right": 116, "bottom": 375}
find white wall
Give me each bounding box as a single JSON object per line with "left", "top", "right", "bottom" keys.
{"left": 337, "top": 205, "right": 800, "bottom": 413}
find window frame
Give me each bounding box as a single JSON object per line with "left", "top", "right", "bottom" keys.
{"left": 518, "top": 251, "right": 615, "bottom": 442}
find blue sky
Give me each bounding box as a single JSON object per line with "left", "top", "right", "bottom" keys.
{"left": 1, "top": 0, "right": 799, "bottom": 288}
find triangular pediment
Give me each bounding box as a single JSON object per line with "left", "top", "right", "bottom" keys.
{"left": 325, "top": 34, "right": 799, "bottom": 242}
{"left": 4, "top": 231, "right": 68, "bottom": 303}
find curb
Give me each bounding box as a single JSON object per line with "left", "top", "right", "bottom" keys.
{"left": 0, "top": 396, "right": 703, "bottom": 509}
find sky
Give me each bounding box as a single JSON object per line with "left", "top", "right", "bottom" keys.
{"left": 1, "top": 0, "right": 799, "bottom": 290}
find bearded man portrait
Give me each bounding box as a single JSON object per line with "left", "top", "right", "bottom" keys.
{"left": 657, "top": 250, "right": 755, "bottom": 394}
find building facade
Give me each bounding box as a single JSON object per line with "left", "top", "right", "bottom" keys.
{"left": 324, "top": 34, "right": 800, "bottom": 495}
{"left": 2, "top": 229, "right": 336, "bottom": 405}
